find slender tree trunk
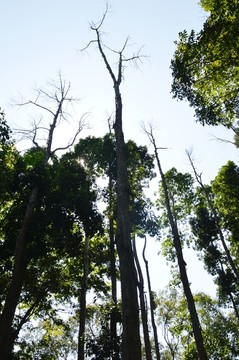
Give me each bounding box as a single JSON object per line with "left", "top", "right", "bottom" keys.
{"left": 145, "top": 129, "right": 208, "bottom": 360}
{"left": 109, "top": 216, "right": 119, "bottom": 360}
{"left": 0, "top": 186, "right": 38, "bottom": 359}
{"left": 142, "top": 236, "right": 161, "bottom": 360}
{"left": 78, "top": 236, "right": 90, "bottom": 360}
{"left": 107, "top": 121, "right": 119, "bottom": 359}
{"left": 132, "top": 236, "right": 152, "bottom": 360}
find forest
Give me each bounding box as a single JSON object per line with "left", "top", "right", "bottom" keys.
{"left": 0, "top": 0, "right": 239, "bottom": 359}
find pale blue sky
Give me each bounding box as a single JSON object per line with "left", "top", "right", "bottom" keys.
{"left": 1, "top": 1, "right": 238, "bottom": 294}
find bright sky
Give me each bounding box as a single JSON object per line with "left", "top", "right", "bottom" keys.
{"left": 1, "top": 0, "right": 238, "bottom": 296}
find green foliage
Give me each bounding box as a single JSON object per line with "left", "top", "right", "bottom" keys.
{"left": 157, "top": 287, "right": 239, "bottom": 359}
{"left": 0, "top": 110, "right": 19, "bottom": 201}
{"left": 171, "top": 0, "right": 239, "bottom": 134}
{"left": 190, "top": 162, "right": 239, "bottom": 309}
{"left": 14, "top": 316, "right": 78, "bottom": 359}
{"left": 212, "top": 161, "right": 239, "bottom": 251}
{"left": 0, "top": 108, "right": 12, "bottom": 145}
{"left": 85, "top": 301, "right": 122, "bottom": 360}
{"left": 75, "top": 134, "right": 158, "bottom": 237}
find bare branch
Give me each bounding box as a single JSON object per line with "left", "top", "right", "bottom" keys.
{"left": 80, "top": 5, "right": 146, "bottom": 89}
{"left": 185, "top": 148, "right": 204, "bottom": 186}
{"left": 141, "top": 121, "right": 170, "bottom": 150}
{"left": 51, "top": 113, "right": 89, "bottom": 155}
{"left": 90, "top": 3, "right": 109, "bottom": 31}
{"left": 16, "top": 100, "right": 55, "bottom": 117}
{"left": 13, "top": 74, "right": 85, "bottom": 159}
{"left": 208, "top": 132, "right": 236, "bottom": 146}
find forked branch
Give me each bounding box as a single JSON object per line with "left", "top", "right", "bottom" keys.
{"left": 14, "top": 75, "right": 84, "bottom": 159}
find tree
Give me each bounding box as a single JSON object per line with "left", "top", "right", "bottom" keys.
{"left": 143, "top": 125, "right": 208, "bottom": 360}
{"left": 0, "top": 77, "right": 95, "bottom": 358}
{"left": 81, "top": 10, "right": 146, "bottom": 359}
{"left": 189, "top": 161, "right": 239, "bottom": 316}
{"left": 171, "top": 0, "right": 239, "bottom": 143}
{"left": 75, "top": 133, "right": 156, "bottom": 358}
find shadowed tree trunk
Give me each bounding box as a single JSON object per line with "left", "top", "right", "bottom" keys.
{"left": 108, "top": 152, "right": 119, "bottom": 360}
{"left": 142, "top": 236, "right": 161, "bottom": 360}
{"left": 132, "top": 236, "right": 152, "bottom": 360}
{"left": 0, "top": 187, "right": 38, "bottom": 359}
{"left": 78, "top": 236, "right": 90, "bottom": 360}
{"left": 144, "top": 126, "right": 208, "bottom": 360}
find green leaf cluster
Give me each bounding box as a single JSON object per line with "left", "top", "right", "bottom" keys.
{"left": 171, "top": 0, "right": 239, "bottom": 134}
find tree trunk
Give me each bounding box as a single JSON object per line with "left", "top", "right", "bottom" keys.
{"left": 91, "top": 25, "right": 142, "bottom": 359}
{"left": 109, "top": 170, "right": 119, "bottom": 360}
{"left": 78, "top": 236, "right": 90, "bottom": 360}
{"left": 142, "top": 236, "right": 161, "bottom": 360}
{"left": 114, "top": 110, "right": 141, "bottom": 359}
{"left": 146, "top": 130, "right": 208, "bottom": 360}
{"left": 132, "top": 236, "right": 152, "bottom": 360}
{"left": 0, "top": 186, "right": 38, "bottom": 359}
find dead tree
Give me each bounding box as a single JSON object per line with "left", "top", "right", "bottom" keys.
{"left": 0, "top": 76, "right": 84, "bottom": 359}
{"left": 143, "top": 124, "right": 208, "bottom": 360}
{"left": 81, "top": 11, "right": 144, "bottom": 359}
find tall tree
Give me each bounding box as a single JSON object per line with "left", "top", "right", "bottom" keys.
{"left": 0, "top": 77, "right": 86, "bottom": 358}
{"left": 81, "top": 11, "right": 145, "bottom": 358}
{"left": 143, "top": 125, "right": 208, "bottom": 360}
{"left": 189, "top": 161, "right": 239, "bottom": 316}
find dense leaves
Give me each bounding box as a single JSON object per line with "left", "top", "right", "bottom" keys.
{"left": 171, "top": 0, "right": 239, "bottom": 137}
{"left": 157, "top": 287, "right": 239, "bottom": 359}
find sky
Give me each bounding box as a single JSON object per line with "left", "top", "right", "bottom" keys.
{"left": 1, "top": 1, "right": 238, "bottom": 296}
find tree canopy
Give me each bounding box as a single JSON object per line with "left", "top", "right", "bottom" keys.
{"left": 171, "top": 0, "right": 239, "bottom": 139}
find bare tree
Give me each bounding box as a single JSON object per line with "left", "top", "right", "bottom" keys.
{"left": 143, "top": 124, "right": 208, "bottom": 360}
{"left": 81, "top": 10, "right": 145, "bottom": 359}
{"left": 0, "top": 76, "right": 85, "bottom": 359}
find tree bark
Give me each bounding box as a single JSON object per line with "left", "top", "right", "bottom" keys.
{"left": 0, "top": 186, "right": 38, "bottom": 359}
{"left": 78, "top": 236, "right": 90, "bottom": 360}
{"left": 114, "top": 95, "right": 141, "bottom": 359}
{"left": 132, "top": 236, "right": 152, "bottom": 360}
{"left": 109, "top": 167, "right": 119, "bottom": 360}
{"left": 142, "top": 237, "right": 161, "bottom": 360}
